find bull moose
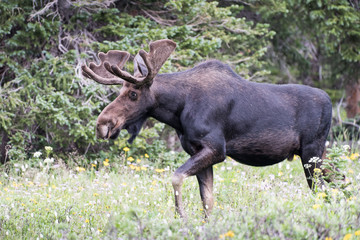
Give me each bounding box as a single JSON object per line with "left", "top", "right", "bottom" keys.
{"left": 82, "top": 39, "right": 332, "bottom": 218}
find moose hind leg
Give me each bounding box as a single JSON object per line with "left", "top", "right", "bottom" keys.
{"left": 300, "top": 142, "right": 325, "bottom": 189}
{"left": 196, "top": 166, "right": 214, "bottom": 218}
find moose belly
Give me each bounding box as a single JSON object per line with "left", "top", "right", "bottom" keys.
{"left": 226, "top": 129, "right": 300, "bottom": 167}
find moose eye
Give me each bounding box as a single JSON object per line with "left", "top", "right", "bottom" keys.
{"left": 129, "top": 91, "right": 138, "bottom": 101}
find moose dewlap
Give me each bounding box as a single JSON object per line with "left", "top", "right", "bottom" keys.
{"left": 82, "top": 39, "right": 332, "bottom": 218}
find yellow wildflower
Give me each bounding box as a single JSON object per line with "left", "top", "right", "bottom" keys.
{"left": 0, "top": 181, "right": 2, "bottom": 185}
{"left": 325, "top": 237, "right": 333, "bottom": 240}
{"left": 343, "top": 233, "right": 352, "bottom": 240}
{"left": 123, "top": 147, "right": 130, "bottom": 152}
{"left": 331, "top": 188, "right": 339, "bottom": 195}
{"left": 103, "top": 161, "right": 109, "bottom": 167}
{"left": 314, "top": 168, "right": 321, "bottom": 173}
{"left": 231, "top": 179, "right": 237, "bottom": 183}
{"left": 105, "top": 158, "right": 109, "bottom": 162}
{"left": 127, "top": 156, "right": 135, "bottom": 162}
{"left": 93, "top": 193, "right": 99, "bottom": 197}
{"left": 220, "top": 231, "right": 235, "bottom": 238}
{"left": 98, "top": 229, "right": 103, "bottom": 233}
{"left": 355, "top": 230, "right": 360, "bottom": 236}
{"left": 348, "top": 169, "right": 354, "bottom": 174}
{"left": 155, "top": 168, "right": 165, "bottom": 173}
{"left": 51, "top": 184, "right": 56, "bottom": 189}
{"left": 129, "top": 164, "right": 136, "bottom": 170}
{"left": 137, "top": 159, "right": 141, "bottom": 163}
{"left": 135, "top": 166, "right": 141, "bottom": 171}
{"left": 141, "top": 166, "right": 147, "bottom": 171}
{"left": 91, "top": 164, "right": 96, "bottom": 168}
{"left": 350, "top": 153, "right": 359, "bottom": 161}
{"left": 312, "top": 204, "right": 321, "bottom": 210}
{"left": 317, "top": 192, "right": 327, "bottom": 198}
{"left": 85, "top": 219, "right": 90, "bottom": 223}
{"left": 145, "top": 153, "right": 149, "bottom": 158}
{"left": 76, "top": 167, "right": 86, "bottom": 172}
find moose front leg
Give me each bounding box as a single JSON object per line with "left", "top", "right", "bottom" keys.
{"left": 171, "top": 146, "right": 223, "bottom": 219}
{"left": 196, "top": 166, "right": 214, "bottom": 218}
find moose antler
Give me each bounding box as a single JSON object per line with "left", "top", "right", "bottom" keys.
{"left": 109, "top": 39, "right": 176, "bottom": 86}
{"left": 82, "top": 50, "right": 130, "bottom": 85}
{"left": 82, "top": 39, "right": 176, "bottom": 86}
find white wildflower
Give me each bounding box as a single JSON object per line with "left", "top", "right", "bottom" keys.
{"left": 342, "top": 145, "right": 350, "bottom": 151}
{"left": 45, "top": 146, "right": 53, "bottom": 152}
{"left": 44, "top": 158, "right": 54, "bottom": 164}
{"left": 304, "top": 164, "right": 312, "bottom": 169}
{"left": 33, "top": 151, "right": 42, "bottom": 158}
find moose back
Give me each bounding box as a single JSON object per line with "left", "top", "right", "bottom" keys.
{"left": 82, "top": 39, "right": 332, "bottom": 218}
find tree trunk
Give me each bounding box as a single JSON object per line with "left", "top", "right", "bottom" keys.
{"left": 345, "top": 81, "right": 360, "bottom": 118}
{"left": 0, "top": 130, "right": 9, "bottom": 164}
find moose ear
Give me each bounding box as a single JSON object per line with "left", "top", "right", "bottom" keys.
{"left": 134, "top": 53, "right": 148, "bottom": 77}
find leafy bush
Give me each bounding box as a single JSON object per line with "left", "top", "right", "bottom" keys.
{"left": 0, "top": 0, "right": 274, "bottom": 162}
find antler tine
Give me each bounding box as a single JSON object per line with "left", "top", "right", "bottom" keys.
{"left": 82, "top": 50, "right": 130, "bottom": 85}
{"left": 109, "top": 39, "right": 177, "bottom": 87}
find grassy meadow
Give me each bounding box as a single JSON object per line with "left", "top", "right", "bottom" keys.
{"left": 0, "top": 145, "right": 360, "bottom": 239}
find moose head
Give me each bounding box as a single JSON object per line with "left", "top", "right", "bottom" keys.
{"left": 82, "top": 39, "right": 176, "bottom": 143}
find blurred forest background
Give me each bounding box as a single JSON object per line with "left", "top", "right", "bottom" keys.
{"left": 1, "top": 0, "right": 360, "bottom": 164}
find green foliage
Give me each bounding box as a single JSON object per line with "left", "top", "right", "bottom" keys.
{"left": 246, "top": 0, "right": 360, "bottom": 86}
{"left": 0, "top": 0, "right": 274, "bottom": 162}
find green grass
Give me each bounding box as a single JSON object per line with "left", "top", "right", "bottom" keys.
{"left": 0, "top": 152, "right": 359, "bottom": 239}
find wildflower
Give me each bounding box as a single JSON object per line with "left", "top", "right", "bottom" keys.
{"left": 278, "top": 171, "right": 283, "bottom": 176}
{"left": 44, "top": 158, "right": 54, "bottom": 164}
{"left": 33, "top": 152, "right": 42, "bottom": 158}
{"left": 103, "top": 161, "right": 109, "bottom": 167}
{"left": 93, "top": 193, "right": 99, "bottom": 197}
{"left": 342, "top": 145, "right": 350, "bottom": 151}
{"left": 85, "top": 219, "right": 90, "bottom": 223}
{"left": 304, "top": 164, "right": 311, "bottom": 169}
{"left": 98, "top": 229, "right": 103, "bottom": 233}
{"left": 343, "top": 233, "right": 352, "bottom": 240}
{"left": 76, "top": 167, "right": 86, "bottom": 172}
{"left": 314, "top": 168, "right": 321, "bottom": 174}
{"left": 325, "top": 237, "right": 333, "bottom": 240}
{"left": 129, "top": 164, "right": 136, "bottom": 170}
{"left": 137, "top": 159, "right": 141, "bottom": 163}
{"left": 355, "top": 230, "right": 360, "bottom": 236}
{"left": 350, "top": 153, "right": 359, "bottom": 161}
{"left": 231, "top": 179, "right": 237, "bottom": 183}
{"left": 220, "top": 230, "right": 235, "bottom": 238}
{"left": 91, "top": 164, "right": 96, "bottom": 168}
{"left": 145, "top": 153, "right": 149, "bottom": 158}
{"left": 155, "top": 168, "right": 165, "bottom": 173}
{"left": 348, "top": 169, "right": 354, "bottom": 174}
{"left": 135, "top": 166, "right": 141, "bottom": 171}
{"left": 45, "top": 146, "right": 53, "bottom": 152}
{"left": 317, "top": 192, "right": 327, "bottom": 198}
{"left": 312, "top": 204, "right": 321, "bottom": 210}
{"left": 0, "top": 181, "right": 2, "bottom": 185}
{"left": 127, "top": 157, "right": 135, "bottom": 162}
{"left": 105, "top": 158, "right": 109, "bottom": 162}
{"left": 141, "top": 166, "right": 147, "bottom": 171}
{"left": 331, "top": 189, "right": 339, "bottom": 195}
{"left": 123, "top": 147, "right": 130, "bottom": 152}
